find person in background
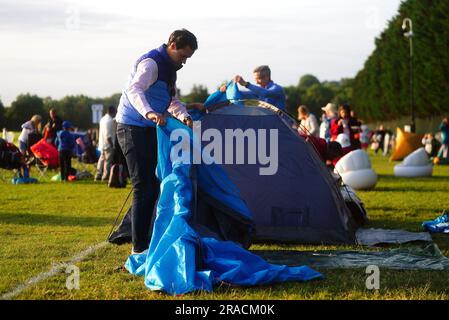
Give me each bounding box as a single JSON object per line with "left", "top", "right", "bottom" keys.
{"left": 359, "top": 124, "right": 371, "bottom": 150}
{"left": 422, "top": 133, "right": 440, "bottom": 158}
{"left": 319, "top": 103, "right": 337, "bottom": 142}
{"left": 95, "top": 106, "right": 117, "bottom": 181}
{"left": 330, "top": 104, "right": 361, "bottom": 149}
{"left": 231, "top": 65, "right": 286, "bottom": 110}
{"left": 56, "top": 121, "right": 76, "bottom": 182}
{"left": 43, "top": 109, "right": 63, "bottom": 146}
{"left": 297, "top": 105, "right": 319, "bottom": 137}
{"left": 372, "top": 124, "right": 386, "bottom": 154}
{"left": 18, "top": 115, "right": 42, "bottom": 155}
{"left": 298, "top": 131, "right": 343, "bottom": 170}
{"left": 115, "top": 29, "right": 199, "bottom": 255}
{"left": 437, "top": 117, "right": 449, "bottom": 160}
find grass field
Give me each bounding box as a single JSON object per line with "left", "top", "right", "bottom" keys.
{"left": 0, "top": 151, "right": 448, "bottom": 300}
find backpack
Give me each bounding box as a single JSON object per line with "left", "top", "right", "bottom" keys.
{"left": 108, "top": 163, "right": 127, "bottom": 188}
{"left": 0, "top": 138, "right": 23, "bottom": 170}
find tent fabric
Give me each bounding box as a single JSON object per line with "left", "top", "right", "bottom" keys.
{"left": 198, "top": 104, "right": 357, "bottom": 244}
{"left": 110, "top": 95, "right": 359, "bottom": 246}
{"left": 125, "top": 118, "right": 322, "bottom": 295}
{"left": 356, "top": 228, "right": 432, "bottom": 246}
{"left": 203, "top": 81, "right": 242, "bottom": 108}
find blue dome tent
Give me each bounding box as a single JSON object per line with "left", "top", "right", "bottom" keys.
{"left": 108, "top": 85, "right": 360, "bottom": 294}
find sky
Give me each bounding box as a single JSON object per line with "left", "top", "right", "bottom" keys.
{"left": 0, "top": 0, "right": 403, "bottom": 106}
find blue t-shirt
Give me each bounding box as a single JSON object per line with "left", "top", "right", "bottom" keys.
{"left": 56, "top": 130, "right": 75, "bottom": 152}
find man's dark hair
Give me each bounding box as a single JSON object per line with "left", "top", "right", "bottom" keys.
{"left": 339, "top": 103, "right": 351, "bottom": 114}
{"left": 253, "top": 65, "right": 271, "bottom": 79}
{"left": 168, "top": 29, "right": 198, "bottom": 50}
{"left": 108, "top": 106, "right": 116, "bottom": 116}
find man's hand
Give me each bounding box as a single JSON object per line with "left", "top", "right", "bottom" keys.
{"left": 233, "top": 75, "right": 248, "bottom": 87}
{"left": 184, "top": 117, "right": 193, "bottom": 128}
{"left": 146, "top": 112, "right": 166, "bottom": 126}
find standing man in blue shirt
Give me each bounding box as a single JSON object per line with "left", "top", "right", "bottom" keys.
{"left": 115, "top": 29, "right": 200, "bottom": 255}
{"left": 233, "top": 65, "right": 286, "bottom": 110}
{"left": 56, "top": 121, "right": 76, "bottom": 182}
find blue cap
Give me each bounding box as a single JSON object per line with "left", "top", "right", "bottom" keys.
{"left": 62, "top": 121, "right": 73, "bottom": 129}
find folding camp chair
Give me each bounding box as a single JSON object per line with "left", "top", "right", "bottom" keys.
{"left": 29, "top": 138, "right": 59, "bottom": 178}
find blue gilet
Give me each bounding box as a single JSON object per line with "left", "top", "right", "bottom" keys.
{"left": 116, "top": 44, "right": 179, "bottom": 127}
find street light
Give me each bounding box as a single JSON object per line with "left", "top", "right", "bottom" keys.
{"left": 402, "top": 18, "right": 415, "bottom": 133}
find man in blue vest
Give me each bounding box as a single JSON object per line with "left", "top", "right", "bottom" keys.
{"left": 233, "top": 65, "right": 286, "bottom": 110}
{"left": 116, "top": 29, "right": 200, "bottom": 255}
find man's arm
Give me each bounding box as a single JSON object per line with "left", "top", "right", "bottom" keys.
{"left": 245, "top": 82, "right": 284, "bottom": 100}
{"left": 167, "top": 85, "right": 194, "bottom": 126}
{"left": 126, "top": 58, "right": 159, "bottom": 119}
{"left": 167, "top": 88, "right": 190, "bottom": 122}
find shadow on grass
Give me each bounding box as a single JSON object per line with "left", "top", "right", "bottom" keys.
{"left": 374, "top": 186, "right": 449, "bottom": 192}
{"left": 378, "top": 173, "right": 449, "bottom": 181}
{"left": 367, "top": 206, "right": 445, "bottom": 213}
{"left": 0, "top": 212, "right": 113, "bottom": 227}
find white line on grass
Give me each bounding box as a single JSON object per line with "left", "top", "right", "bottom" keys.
{"left": 1, "top": 241, "right": 110, "bottom": 300}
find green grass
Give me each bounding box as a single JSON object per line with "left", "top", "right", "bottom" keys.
{"left": 0, "top": 152, "right": 448, "bottom": 300}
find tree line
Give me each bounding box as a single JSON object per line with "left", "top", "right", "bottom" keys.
{"left": 0, "top": 76, "right": 353, "bottom": 131}
{"left": 351, "top": 0, "right": 449, "bottom": 121}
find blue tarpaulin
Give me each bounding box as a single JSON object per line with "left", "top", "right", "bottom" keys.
{"left": 125, "top": 118, "right": 322, "bottom": 295}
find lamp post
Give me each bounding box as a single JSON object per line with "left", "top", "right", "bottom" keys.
{"left": 402, "top": 18, "right": 415, "bottom": 133}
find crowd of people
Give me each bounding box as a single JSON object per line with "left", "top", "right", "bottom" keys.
{"left": 12, "top": 108, "right": 102, "bottom": 181}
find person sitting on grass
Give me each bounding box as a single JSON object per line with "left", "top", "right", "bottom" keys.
{"left": 55, "top": 121, "right": 76, "bottom": 182}
{"left": 298, "top": 132, "right": 343, "bottom": 170}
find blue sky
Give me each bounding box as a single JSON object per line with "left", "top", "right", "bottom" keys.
{"left": 0, "top": 0, "right": 403, "bottom": 106}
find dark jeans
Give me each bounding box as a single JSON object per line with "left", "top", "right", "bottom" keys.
{"left": 116, "top": 123, "right": 160, "bottom": 252}
{"left": 59, "top": 150, "right": 72, "bottom": 181}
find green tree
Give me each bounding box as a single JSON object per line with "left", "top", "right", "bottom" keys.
{"left": 352, "top": 0, "right": 449, "bottom": 121}
{"left": 284, "top": 85, "right": 305, "bottom": 116}
{"left": 6, "top": 94, "right": 45, "bottom": 130}
{"left": 57, "top": 95, "right": 94, "bottom": 130}
{"left": 100, "top": 93, "right": 121, "bottom": 109}
{"left": 330, "top": 78, "right": 354, "bottom": 107}
{"left": 298, "top": 74, "right": 320, "bottom": 89}
{"left": 302, "top": 84, "right": 335, "bottom": 116}
{"left": 181, "top": 84, "right": 209, "bottom": 104}
{"left": 0, "top": 98, "right": 5, "bottom": 129}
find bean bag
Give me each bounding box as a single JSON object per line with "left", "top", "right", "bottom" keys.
{"left": 335, "top": 149, "right": 377, "bottom": 190}
{"left": 394, "top": 165, "right": 433, "bottom": 177}
{"left": 390, "top": 127, "right": 424, "bottom": 161}
{"left": 394, "top": 147, "right": 433, "bottom": 177}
